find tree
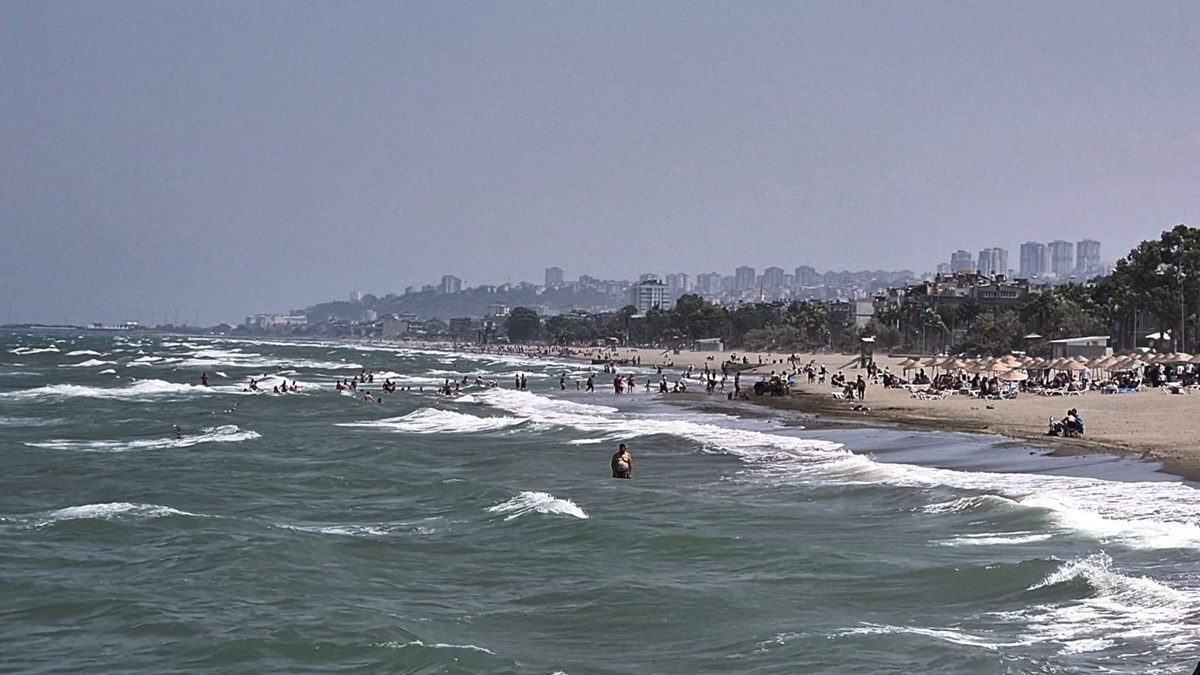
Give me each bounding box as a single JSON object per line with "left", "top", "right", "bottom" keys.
{"left": 955, "top": 310, "right": 1024, "bottom": 356}
{"left": 1110, "top": 225, "right": 1200, "bottom": 351}
{"left": 504, "top": 307, "right": 543, "bottom": 343}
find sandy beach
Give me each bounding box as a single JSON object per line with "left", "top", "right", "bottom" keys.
{"left": 585, "top": 345, "right": 1200, "bottom": 482}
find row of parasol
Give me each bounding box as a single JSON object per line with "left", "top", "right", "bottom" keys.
{"left": 895, "top": 352, "right": 1198, "bottom": 381}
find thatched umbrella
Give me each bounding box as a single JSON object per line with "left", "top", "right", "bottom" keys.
{"left": 996, "top": 354, "right": 1023, "bottom": 370}
{"left": 998, "top": 369, "right": 1029, "bottom": 382}
{"left": 1164, "top": 352, "right": 1193, "bottom": 364}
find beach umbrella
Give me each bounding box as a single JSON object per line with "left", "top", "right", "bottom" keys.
{"left": 998, "top": 369, "right": 1028, "bottom": 381}
{"left": 1190, "top": 354, "right": 1200, "bottom": 365}
{"left": 947, "top": 358, "right": 969, "bottom": 371}
{"left": 997, "top": 354, "right": 1022, "bottom": 369}
{"left": 1165, "top": 352, "right": 1193, "bottom": 363}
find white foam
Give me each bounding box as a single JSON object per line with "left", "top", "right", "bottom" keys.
{"left": 280, "top": 523, "right": 392, "bottom": 537}
{"left": 65, "top": 350, "right": 103, "bottom": 356}
{"left": 920, "top": 494, "right": 1022, "bottom": 515}
{"left": 478, "top": 388, "right": 1200, "bottom": 553}
{"left": 0, "top": 379, "right": 205, "bottom": 401}
{"left": 1008, "top": 552, "right": 1199, "bottom": 656}
{"left": 60, "top": 358, "right": 114, "bottom": 368}
{"left": 936, "top": 532, "right": 1054, "bottom": 546}
{"left": 338, "top": 408, "right": 524, "bottom": 434}
{"left": 373, "top": 640, "right": 494, "bottom": 654}
{"left": 36, "top": 502, "right": 198, "bottom": 526}
{"left": 9, "top": 346, "right": 60, "bottom": 354}
{"left": 839, "top": 623, "right": 1032, "bottom": 650}
{"left": 487, "top": 491, "right": 589, "bottom": 521}
{"left": 26, "top": 425, "right": 260, "bottom": 453}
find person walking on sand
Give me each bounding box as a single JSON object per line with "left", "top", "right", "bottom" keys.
{"left": 855, "top": 374, "right": 866, "bottom": 401}
{"left": 611, "top": 443, "right": 633, "bottom": 479}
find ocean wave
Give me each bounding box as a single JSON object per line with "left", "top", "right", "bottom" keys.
{"left": 935, "top": 532, "right": 1054, "bottom": 546}
{"left": 475, "top": 386, "right": 1200, "bottom": 549}
{"left": 278, "top": 523, "right": 393, "bottom": 537}
{"left": 838, "top": 622, "right": 1031, "bottom": 650}
{"left": 337, "top": 408, "right": 525, "bottom": 434}
{"left": 9, "top": 346, "right": 60, "bottom": 355}
{"left": 0, "top": 379, "right": 207, "bottom": 401}
{"left": 1008, "top": 552, "right": 1198, "bottom": 656}
{"left": 59, "top": 358, "right": 114, "bottom": 368}
{"left": 1015, "top": 494, "right": 1200, "bottom": 549}
{"left": 34, "top": 502, "right": 200, "bottom": 527}
{"left": 477, "top": 388, "right": 843, "bottom": 465}
{"left": 372, "top": 640, "right": 495, "bottom": 654}
{"left": 65, "top": 350, "right": 103, "bottom": 357}
{"left": 920, "top": 494, "right": 1022, "bottom": 515}
{"left": 25, "top": 425, "right": 260, "bottom": 453}
{"left": 487, "top": 491, "right": 589, "bottom": 521}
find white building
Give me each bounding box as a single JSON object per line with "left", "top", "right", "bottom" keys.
{"left": 630, "top": 279, "right": 668, "bottom": 314}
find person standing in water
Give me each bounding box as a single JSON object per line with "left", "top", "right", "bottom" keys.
{"left": 611, "top": 443, "right": 633, "bottom": 479}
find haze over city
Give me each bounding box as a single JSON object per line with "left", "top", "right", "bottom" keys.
{"left": 3, "top": 1, "right": 1199, "bottom": 326}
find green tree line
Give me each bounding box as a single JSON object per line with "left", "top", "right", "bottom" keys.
{"left": 502, "top": 226, "right": 1200, "bottom": 356}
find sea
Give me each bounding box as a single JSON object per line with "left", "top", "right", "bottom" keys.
{"left": 2, "top": 331, "right": 1198, "bottom": 674}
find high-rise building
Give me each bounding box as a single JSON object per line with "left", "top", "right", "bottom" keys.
{"left": 439, "top": 275, "right": 462, "bottom": 294}
{"left": 950, "top": 250, "right": 974, "bottom": 273}
{"left": 734, "top": 266, "right": 757, "bottom": 292}
{"left": 762, "top": 266, "right": 786, "bottom": 288}
{"left": 1048, "top": 240, "right": 1074, "bottom": 277}
{"left": 629, "top": 279, "right": 667, "bottom": 314}
{"left": 977, "top": 247, "right": 1009, "bottom": 277}
{"left": 544, "top": 267, "right": 564, "bottom": 287}
{"left": 794, "top": 265, "right": 818, "bottom": 286}
{"left": 638, "top": 273, "right": 659, "bottom": 282}
{"left": 350, "top": 290, "right": 363, "bottom": 304}
{"left": 936, "top": 263, "right": 952, "bottom": 276}
{"left": 695, "top": 272, "right": 722, "bottom": 295}
{"left": 1076, "top": 239, "right": 1101, "bottom": 276}
{"left": 665, "top": 273, "right": 690, "bottom": 294}
{"left": 1019, "top": 242, "right": 1049, "bottom": 278}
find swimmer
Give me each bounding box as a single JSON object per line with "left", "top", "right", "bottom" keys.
{"left": 611, "top": 443, "right": 633, "bottom": 479}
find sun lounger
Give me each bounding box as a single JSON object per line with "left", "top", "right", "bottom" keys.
{"left": 913, "top": 391, "right": 947, "bottom": 400}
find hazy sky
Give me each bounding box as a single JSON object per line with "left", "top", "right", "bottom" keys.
{"left": 4, "top": 1, "right": 1199, "bottom": 325}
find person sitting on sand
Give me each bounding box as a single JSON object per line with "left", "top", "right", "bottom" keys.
{"left": 1064, "top": 408, "right": 1084, "bottom": 435}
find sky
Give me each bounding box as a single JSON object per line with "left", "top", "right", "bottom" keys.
{"left": 3, "top": 1, "right": 1200, "bottom": 326}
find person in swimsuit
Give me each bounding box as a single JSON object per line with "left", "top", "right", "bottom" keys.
{"left": 611, "top": 443, "right": 632, "bottom": 479}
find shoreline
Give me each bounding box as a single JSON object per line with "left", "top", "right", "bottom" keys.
{"left": 113, "top": 333, "right": 1200, "bottom": 485}
{"left": 540, "top": 345, "right": 1200, "bottom": 485}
